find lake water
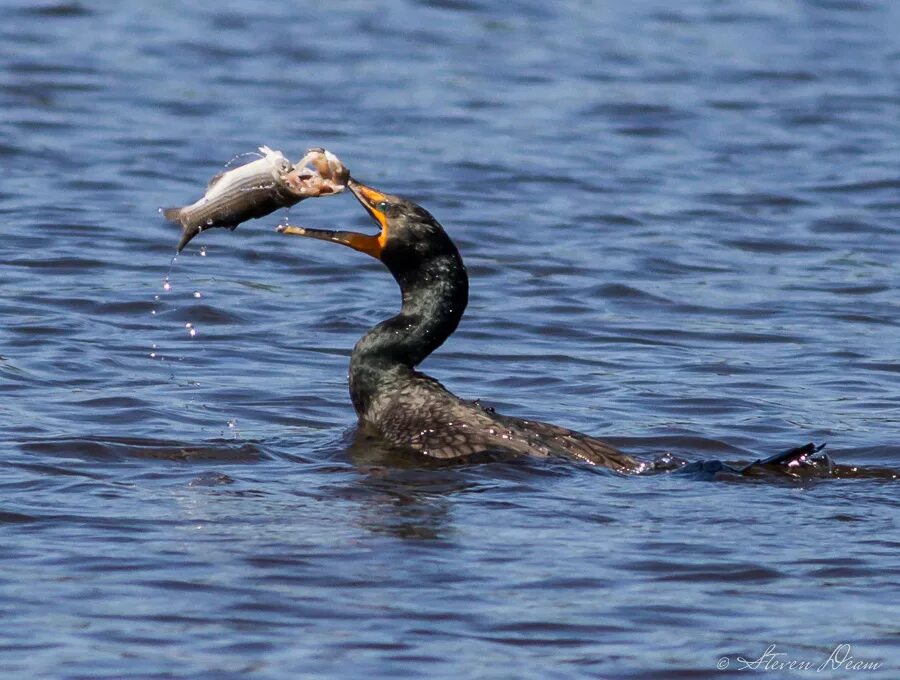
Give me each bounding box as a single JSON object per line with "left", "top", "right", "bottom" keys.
{"left": 1, "top": 1, "right": 898, "bottom": 678}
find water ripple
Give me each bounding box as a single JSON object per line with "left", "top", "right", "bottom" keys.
{"left": 0, "top": 1, "right": 897, "bottom": 678}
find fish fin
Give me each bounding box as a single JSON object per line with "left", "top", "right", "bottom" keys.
{"left": 259, "top": 146, "right": 289, "bottom": 168}
{"left": 206, "top": 171, "right": 226, "bottom": 191}
{"left": 259, "top": 145, "right": 284, "bottom": 161}
{"left": 162, "top": 207, "right": 183, "bottom": 223}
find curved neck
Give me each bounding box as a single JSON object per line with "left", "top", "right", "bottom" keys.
{"left": 349, "top": 248, "right": 468, "bottom": 415}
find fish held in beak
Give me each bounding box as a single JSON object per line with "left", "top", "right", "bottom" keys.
{"left": 161, "top": 146, "right": 349, "bottom": 252}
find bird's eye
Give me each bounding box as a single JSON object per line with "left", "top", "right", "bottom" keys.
{"left": 376, "top": 201, "right": 391, "bottom": 213}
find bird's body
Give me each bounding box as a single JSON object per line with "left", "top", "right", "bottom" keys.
{"left": 279, "top": 180, "right": 641, "bottom": 470}
{"left": 276, "top": 176, "right": 828, "bottom": 474}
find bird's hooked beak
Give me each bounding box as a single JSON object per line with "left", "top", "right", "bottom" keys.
{"left": 348, "top": 179, "right": 391, "bottom": 234}
{"left": 277, "top": 178, "right": 389, "bottom": 259}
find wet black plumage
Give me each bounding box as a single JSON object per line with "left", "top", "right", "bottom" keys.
{"left": 278, "top": 179, "right": 640, "bottom": 472}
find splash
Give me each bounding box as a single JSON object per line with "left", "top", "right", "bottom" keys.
{"left": 223, "top": 150, "right": 265, "bottom": 169}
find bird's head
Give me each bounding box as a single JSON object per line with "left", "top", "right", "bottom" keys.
{"left": 277, "top": 178, "right": 456, "bottom": 273}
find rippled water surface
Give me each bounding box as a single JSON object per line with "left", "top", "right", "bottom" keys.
{"left": 1, "top": 1, "right": 898, "bottom": 677}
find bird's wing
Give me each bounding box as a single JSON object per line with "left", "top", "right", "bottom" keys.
{"left": 490, "top": 413, "right": 639, "bottom": 472}
{"left": 372, "top": 378, "right": 638, "bottom": 471}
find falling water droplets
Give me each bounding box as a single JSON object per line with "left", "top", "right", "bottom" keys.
{"left": 164, "top": 254, "right": 178, "bottom": 282}
{"left": 199, "top": 246, "right": 207, "bottom": 257}
{"left": 193, "top": 291, "right": 202, "bottom": 298}
{"left": 185, "top": 322, "right": 196, "bottom": 338}
{"left": 224, "top": 150, "right": 264, "bottom": 169}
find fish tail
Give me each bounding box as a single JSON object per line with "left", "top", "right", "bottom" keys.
{"left": 176, "top": 225, "right": 196, "bottom": 252}
{"left": 739, "top": 442, "right": 827, "bottom": 473}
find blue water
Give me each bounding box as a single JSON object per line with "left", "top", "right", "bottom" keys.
{"left": 1, "top": 1, "right": 898, "bottom": 678}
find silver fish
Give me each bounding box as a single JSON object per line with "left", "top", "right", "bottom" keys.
{"left": 162, "top": 146, "right": 347, "bottom": 251}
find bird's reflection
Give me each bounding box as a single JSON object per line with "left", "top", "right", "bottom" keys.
{"left": 312, "top": 426, "right": 900, "bottom": 541}
{"left": 332, "top": 426, "right": 516, "bottom": 540}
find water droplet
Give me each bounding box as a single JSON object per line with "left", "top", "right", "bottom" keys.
{"left": 149, "top": 352, "right": 156, "bottom": 358}
{"left": 151, "top": 310, "right": 156, "bottom": 315}
{"left": 163, "top": 280, "right": 171, "bottom": 292}
{"left": 193, "top": 291, "right": 202, "bottom": 298}
{"left": 199, "top": 246, "right": 207, "bottom": 257}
